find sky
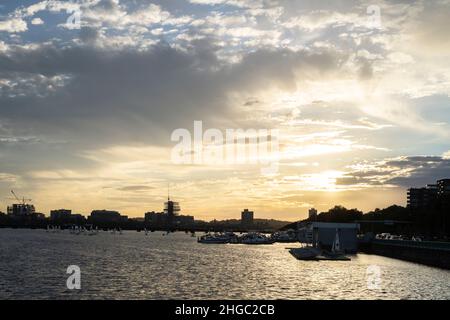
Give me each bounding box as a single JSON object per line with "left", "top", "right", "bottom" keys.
{"left": 0, "top": 0, "right": 450, "bottom": 221}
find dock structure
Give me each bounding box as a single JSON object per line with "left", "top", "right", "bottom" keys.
{"left": 359, "top": 239, "right": 450, "bottom": 269}
{"left": 297, "top": 222, "right": 360, "bottom": 254}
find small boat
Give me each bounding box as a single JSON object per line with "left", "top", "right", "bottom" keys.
{"left": 289, "top": 247, "right": 321, "bottom": 260}
{"left": 290, "top": 229, "right": 351, "bottom": 261}
{"left": 322, "top": 229, "right": 351, "bottom": 260}
{"left": 271, "top": 230, "right": 298, "bottom": 243}
{"left": 239, "top": 232, "right": 274, "bottom": 245}
{"left": 197, "top": 232, "right": 236, "bottom": 244}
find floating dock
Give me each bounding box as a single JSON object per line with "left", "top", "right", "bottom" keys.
{"left": 289, "top": 247, "right": 351, "bottom": 261}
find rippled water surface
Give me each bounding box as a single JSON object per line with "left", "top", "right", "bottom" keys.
{"left": 0, "top": 229, "right": 449, "bottom": 299}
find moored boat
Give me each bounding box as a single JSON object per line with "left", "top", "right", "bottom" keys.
{"left": 289, "top": 228, "right": 351, "bottom": 261}
{"left": 239, "top": 232, "right": 274, "bottom": 245}
{"left": 271, "top": 230, "right": 298, "bottom": 243}
{"left": 289, "top": 247, "right": 321, "bottom": 260}
{"left": 197, "top": 232, "right": 236, "bottom": 244}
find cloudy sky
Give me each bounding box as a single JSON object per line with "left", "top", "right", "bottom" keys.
{"left": 0, "top": 0, "right": 449, "bottom": 221}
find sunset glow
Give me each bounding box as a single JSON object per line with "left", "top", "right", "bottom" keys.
{"left": 1, "top": 0, "right": 450, "bottom": 221}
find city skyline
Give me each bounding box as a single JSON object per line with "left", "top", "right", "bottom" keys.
{"left": 1, "top": 1, "right": 450, "bottom": 221}
{"left": 3, "top": 177, "right": 450, "bottom": 221}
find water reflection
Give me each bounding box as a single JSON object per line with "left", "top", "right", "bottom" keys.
{"left": 0, "top": 229, "right": 449, "bottom": 299}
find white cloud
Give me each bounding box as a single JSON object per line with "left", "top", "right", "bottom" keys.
{"left": 31, "top": 18, "right": 44, "bottom": 25}
{"left": 0, "top": 0, "right": 449, "bottom": 217}
{"left": 0, "top": 18, "right": 27, "bottom": 32}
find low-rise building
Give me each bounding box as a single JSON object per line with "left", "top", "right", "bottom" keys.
{"left": 176, "top": 215, "right": 194, "bottom": 226}
{"left": 50, "top": 209, "right": 72, "bottom": 220}
{"left": 7, "top": 204, "right": 35, "bottom": 216}
{"left": 145, "top": 211, "right": 166, "bottom": 226}
{"left": 90, "top": 210, "right": 127, "bottom": 224}
{"left": 297, "top": 222, "right": 360, "bottom": 253}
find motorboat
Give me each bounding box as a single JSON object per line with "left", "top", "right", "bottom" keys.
{"left": 239, "top": 232, "right": 274, "bottom": 245}
{"left": 289, "top": 247, "right": 321, "bottom": 260}
{"left": 197, "top": 232, "right": 236, "bottom": 244}
{"left": 290, "top": 229, "right": 350, "bottom": 261}
{"left": 271, "top": 230, "right": 298, "bottom": 243}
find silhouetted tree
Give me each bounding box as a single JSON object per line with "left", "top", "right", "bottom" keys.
{"left": 311, "top": 205, "right": 363, "bottom": 223}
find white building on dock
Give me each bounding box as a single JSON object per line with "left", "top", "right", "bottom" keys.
{"left": 297, "top": 222, "right": 360, "bottom": 253}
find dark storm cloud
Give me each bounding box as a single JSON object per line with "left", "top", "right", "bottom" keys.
{"left": 0, "top": 40, "right": 345, "bottom": 150}
{"left": 0, "top": 38, "right": 347, "bottom": 179}
{"left": 79, "top": 26, "right": 100, "bottom": 44}
{"left": 336, "top": 156, "right": 450, "bottom": 188}
{"left": 385, "top": 156, "right": 450, "bottom": 187}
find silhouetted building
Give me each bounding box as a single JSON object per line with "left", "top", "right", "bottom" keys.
{"left": 164, "top": 198, "right": 180, "bottom": 226}
{"left": 407, "top": 179, "right": 450, "bottom": 209}
{"left": 176, "top": 215, "right": 194, "bottom": 226}
{"left": 437, "top": 179, "right": 450, "bottom": 208}
{"left": 145, "top": 211, "right": 166, "bottom": 226}
{"left": 407, "top": 185, "right": 438, "bottom": 209}
{"left": 241, "top": 209, "right": 254, "bottom": 226}
{"left": 145, "top": 202, "right": 194, "bottom": 228}
{"left": 7, "top": 204, "right": 35, "bottom": 216}
{"left": 50, "top": 209, "right": 85, "bottom": 224}
{"left": 71, "top": 214, "right": 86, "bottom": 225}
{"left": 90, "top": 210, "right": 127, "bottom": 224}
{"left": 34, "top": 212, "right": 46, "bottom": 219}
{"left": 437, "top": 179, "right": 450, "bottom": 195}
{"left": 309, "top": 208, "right": 318, "bottom": 219}
{"left": 50, "top": 209, "right": 72, "bottom": 220}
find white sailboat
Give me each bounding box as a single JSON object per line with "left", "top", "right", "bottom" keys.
{"left": 325, "top": 229, "right": 350, "bottom": 260}
{"left": 331, "top": 228, "right": 341, "bottom": 253}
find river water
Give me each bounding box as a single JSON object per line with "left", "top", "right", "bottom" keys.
{"left": 0, "top": 228, "right": 449, "bottom": 299}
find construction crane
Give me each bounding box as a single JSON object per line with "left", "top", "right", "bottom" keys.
{"left": 9, "top": 190, "right": 32, "bottom": 205}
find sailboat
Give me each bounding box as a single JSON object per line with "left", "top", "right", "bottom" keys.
{"left": 289, "top": 228, "right": 351, "bottom": 261}
{"left": 332, "top": 228, "right": 341, "bottom": 253}
{"left": 323, "top": 229, "right": 351, "bottom": 261}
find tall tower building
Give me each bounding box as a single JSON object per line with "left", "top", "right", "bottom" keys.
{"left": 241, "top": 209, "right": 254, "bottom": 226}
{"left": 164, "top": 196, "right": 180, "bottom": 226}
